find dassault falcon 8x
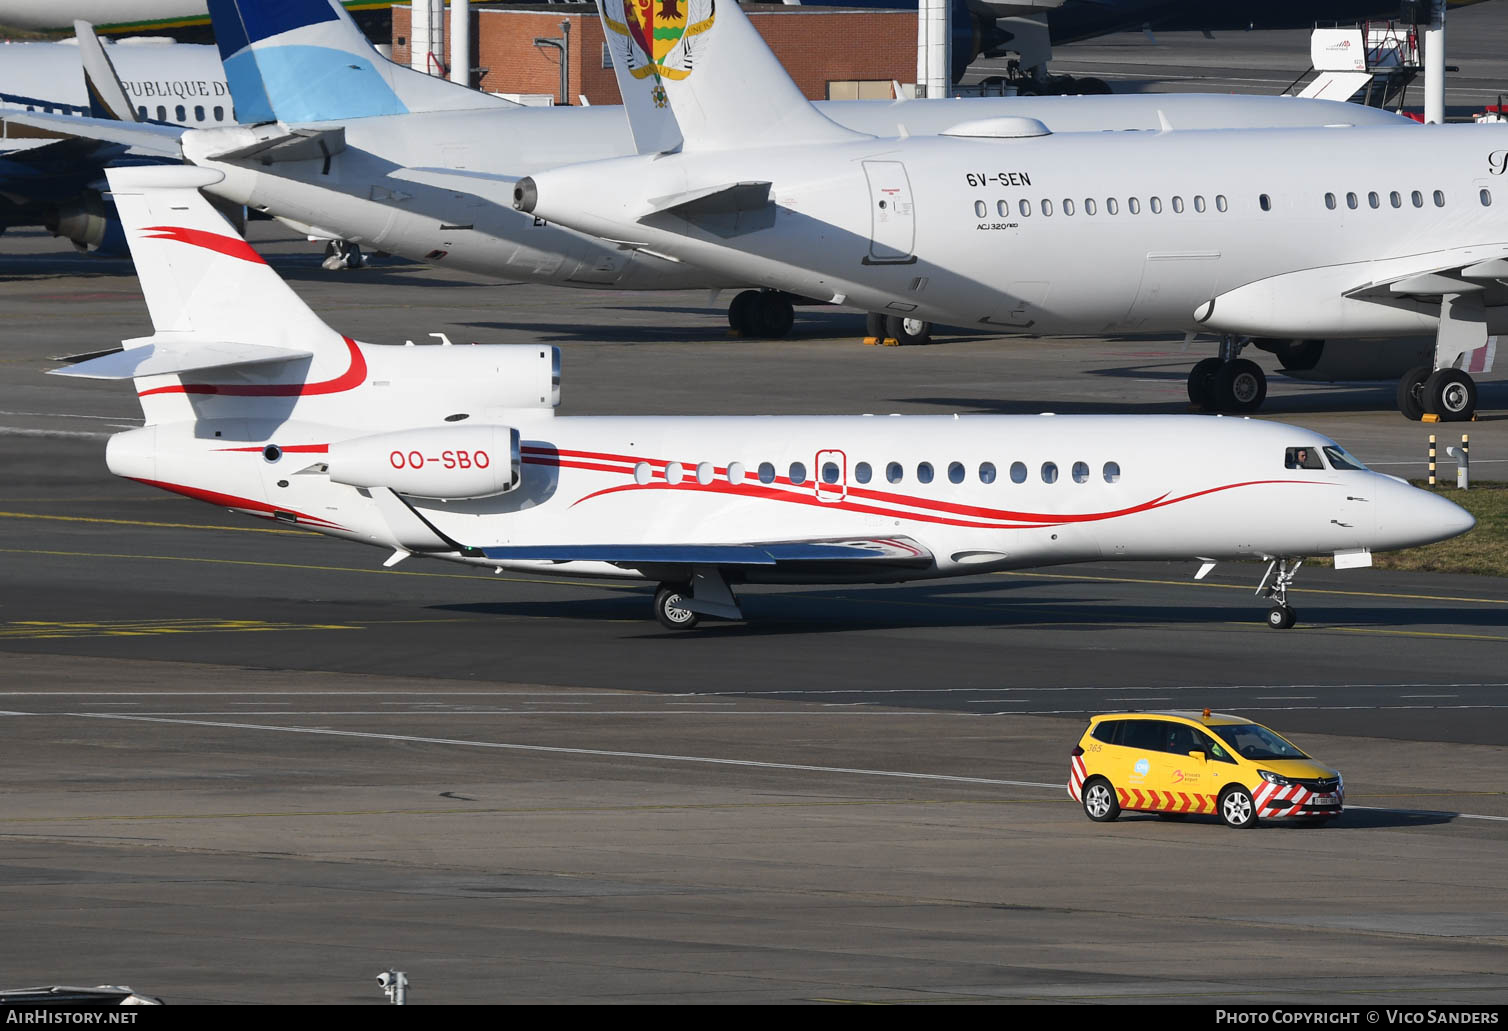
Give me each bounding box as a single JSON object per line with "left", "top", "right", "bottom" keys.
{"left": 68, "top": 166, "right": 1474, "bottom": 630}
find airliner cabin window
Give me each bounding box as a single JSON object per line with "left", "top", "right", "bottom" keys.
{"left": 1041, "top": 462, "right": 1059, "bottom": 484}
{"left": 1259, "top": 193, "right": 1271, "bottom": 211}
{"left": 887, "top": 461, "right": 904, "bottom": 484}
{"left": 214, "top": 106, "right": 225, "bottom": 121}
{"left": 1284, "top": 447, "right": 1325, "bottom": 470}
{"left": 195, "top": 105, "right": 205, "bottom": 121}
{"left": 758, "top": 462, "right": 776, "bottom": 484}
{"left": 1063, "top": 199, "right": 1075, "bottom": 216}
{"left": 1019, "top": 199, "right": 1031, "bottom": 216}
{"left": 917, "top": 462, "right": 934, "bottom": 484}
{"left": 156, "top": 106, "right": 166, "bottom": 120}
{"left": 1172, "top": 196, "right": 1184, "bottom": 213}
{"left": 1324, "top": 193, "right": 1337, "bottom": 210}
{"left": 1150, "top": 196, "right": 1162, "bottom": 214}
{"left": 1010, "top": 461, "right": 1028, "bottom": 483}
{"left": 1128, "top": 197, "right": 1141, "bottom": 214}
{"left": 1215, "top": 194, "right": 1228, "bottom": 212}
{"left": 1347, "top": 192, "right": 1359, "bottom": 209}
{"left": 1482, "top": 189, "right": 1493, "bottom": 207}
{"left": 1106, "top": 198, "right": 1119, "bottom": 215}
{"left": 1412, "top": 190, "right": 1424, "bottom": 208}
{"left": 789, "top": 462, "right": 807, "bottom": 485}
{"left": 176, "top": 105, "right": 186, "bottom": 121}
{"left": 1434, "top": 190, "right": 1446, "bottom": 207}
{"left": 1390, "top": 191, "right": 1402, "bottom": 208}
{"left": 1041, "top": 199, "right": 1053, "bottom": 216}
{"left": 854, "top": 461, "right": 872, "bottom": 483}
{"left": 1103, "top": 461, "right": 1121, "bottom": 483}
{"left": 1072, "top": 461, "right": 1090, "bottom": 484}
{"left": 137, "top": 106, "right": 147, "bottom": 119}
{"left": 974, "top": 200, "right": 987, "bottom": 218}
{"left": 997, "top": 200, "right": 1010, "bottom": 217}
{"left": 1084, "top": 198, "right": 1097, "bottom": 215}
{"left": 1194, "top": 195, "right": 1206, "bottom": 213}
{"left": 1369, "top": 191, "right": 1380, "bottom": 208}
{"left": 948, "top": 461, "right": 965, "bottom": 484}
{"left": 979, "top": 462, "right": 997, "bottom": 483}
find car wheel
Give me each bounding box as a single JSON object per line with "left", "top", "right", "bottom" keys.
{"left": 1082, "top": 778, "right": 1120, "bottom": 822}
{"left": 1219, "top": 786, "right": 1258, "bottom": 829}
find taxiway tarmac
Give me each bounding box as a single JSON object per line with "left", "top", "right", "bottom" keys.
{"left": 2, "top": 219, "right": 1507, "bottom": 1002}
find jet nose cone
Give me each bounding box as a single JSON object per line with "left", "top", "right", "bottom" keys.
{"left": 1403, "top": 488, "right": 1475, "bottom": 547}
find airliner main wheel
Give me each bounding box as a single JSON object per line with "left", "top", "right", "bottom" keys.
{"left": 727, "top": 290, "right": 761, "bottom": 335}
{"left": 1212, "top": 358, "right": 1267, "bottom": 413}
{"left": 1266, "top": 605, "right": 1297, "bottom": 630}
{"left": 757, "top": 292, "right": 795, "bottom": 338}
{"left": 1423, "top": 368, "right": 1478, "bottom": 423}
{"left": 1396, "top": 365, "right": 1431, "bottom": 421}
{"left": 1187, "top": 357, "right": 1224, "bottom": 409}
{"left": 884, "top": 315, "right": 932, "bottom": 346}
{"left": 1081, "top": 778, "right": 1120, "bottom": 822}
{"left": 654, "top": 583, "right": 699, "bottom": 630}
{"left": 864, "top": 312, "right": 886, "bottom": 339}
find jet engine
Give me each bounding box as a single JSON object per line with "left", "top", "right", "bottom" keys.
{"left": 326, "top": 425, "right": 522, "bottom": 500}
{"left": 49, "top": 191, "right": 128, "bottom": 256}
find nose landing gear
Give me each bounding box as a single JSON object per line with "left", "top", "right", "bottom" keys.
{"left": 1257, "top": 557, "right": 1303, "bottom": 630}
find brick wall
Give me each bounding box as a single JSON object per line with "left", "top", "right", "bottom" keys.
{"left": 392, "top": 3, "right": 916, "bottom": 104}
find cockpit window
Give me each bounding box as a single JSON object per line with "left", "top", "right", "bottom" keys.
{"left": 1285, "top": 446, "right": 1325, "bottom": 470}
{"left": 1322, "top": 445, "right": 1367, "bottom": 471}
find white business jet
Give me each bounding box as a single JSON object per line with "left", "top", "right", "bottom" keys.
{"left": 512, "top": 0, "right": 1507, "bottom": 421}
{"left": 71, "top": 165, "right": 1471, "bottom": 631}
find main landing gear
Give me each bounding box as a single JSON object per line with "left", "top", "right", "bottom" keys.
{"left": 653, "top": 569, "right": 744, "bottom": 630}
{"left": 321, "top": 239, "right": 366, "bottom": 270}
{"left": 1396, "top": 365, "right": 1477, "bottom": 422}
{"left": 1188, "top": 337, "right": 1267, "bottom": 413}
{"left": 727, "top": 289, "right": 795, "bottom": 338}
{"left": 1257, "top": 557, "right": 1303, "bottom": 630}
{"left": 863, "top": 312, "right": 933, "bottom": 347}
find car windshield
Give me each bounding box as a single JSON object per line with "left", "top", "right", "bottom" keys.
{"left": 1210, "top": 723, "right": 1307, "bottom": 761}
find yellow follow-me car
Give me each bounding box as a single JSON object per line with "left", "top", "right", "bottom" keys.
{"left": 1068, "top": 710, "right": 1343, "bottom": 828}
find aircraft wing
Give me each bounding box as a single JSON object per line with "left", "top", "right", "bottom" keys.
{"left": 1, "top": 111, "right": 183, "bottom": 157}
{"left": 477, "top": 537, "right": 933, "bottom": 569}
{"left": 1343, "top": 249, "right": 1508, "bottom": 308}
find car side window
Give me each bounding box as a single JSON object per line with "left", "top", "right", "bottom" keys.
{"left": 1091, "top": 720, "right": 1122, "bottom": 745}
{"left": 1197, "top": 730, "right": 1237, "bottom": 764}
{"left": 1118, "top": 719, "right": 1164, "bottom": 752}
{"left": 1162, "top": 723, "right": 1202, "bottom": 756}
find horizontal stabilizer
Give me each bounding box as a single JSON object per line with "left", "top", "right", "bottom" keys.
{"left": 208, "top": 126, "right": 346, "bottom": 164}
{"left": 479, "top": 537, "right": 932, "bottom": 568}
{"left": 643, "top": 181, "right": 772, "bottom": 220}
{"left": 1, "top": 112, "right": 182, "bottom": 156}
{"left": 49, "top": 337, "right": 313, "bottom": 380}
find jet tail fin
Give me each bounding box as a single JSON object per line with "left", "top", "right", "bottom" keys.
{"left": 596, "top": 0, "right": 866, "bottom": 153}
{"left": 75, "top": 21, "right": 138, "bottom": 122}
{"left": 205, "top": 0, "right": 515, "bottom": 123}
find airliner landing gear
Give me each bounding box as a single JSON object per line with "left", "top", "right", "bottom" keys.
{"left": 1257, "top": 557, "right": 1302, "bottom": 630}
{"left": 1395, "top": 294, "right": 1486, "bottom": 421}
{"left": 654, "top": 582, "right": 699, "bottom": 630}
{"left": 1188, "top": 337, "right": 1267, "bottom": 413}
{"left": 321, "top": 239, "right": 365, "bottom": 270}
{"left": 885, "top": 315, "right": 932, "bottom": 346}
{"left": 728, "top": 289, "right": 795, "bottom": 338}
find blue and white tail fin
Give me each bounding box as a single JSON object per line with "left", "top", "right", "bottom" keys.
{"left": 596, "top": 0, "right": 864, "bottom": 152}
{"left": 206, "top": 0, "right": 511, "bottom": 124}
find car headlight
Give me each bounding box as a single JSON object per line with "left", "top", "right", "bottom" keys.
{"left": 1258, "top": 770, "right": 1295, "bottom": 786}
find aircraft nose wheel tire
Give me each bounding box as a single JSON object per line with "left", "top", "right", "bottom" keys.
{"left": 1219, "top": 786, "right": 1258, "bottom": 829}
{"left": 1396, "top": 365, "right": 1431, "bottom": 421}
{"left": 1423, "top": 368, "right": 1478, "bottom": 422}
{"left": 1211, "top": 358, "right": 1267, "bottom": 413}
{"left": 884, "top": 315, "right": 932, "bottom": 346}
{"left": 1266, "top": 605, "right": 1297, "bottom": 630}
{"left": 1081, "top": 778, "right": 1120, "bottom": 822}
{"left": 654, "top": 583, "right": 699, "bottom": 630}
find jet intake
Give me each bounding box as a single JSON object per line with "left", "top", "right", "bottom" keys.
{"left": 513, "top": 178, "right": 538, "bottom": 214}
{"left": 327, "top": 425, "right": 522, "bottom": 500}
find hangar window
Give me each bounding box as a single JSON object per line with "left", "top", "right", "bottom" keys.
{"left": 1041, "top": 462, "right": 1059, "bottom": 484}
{"left": 1390, "top": 191, "right": 1402, "bottom": 208}
{"left": 997, "top": 200, "right": 1010, "bottom": 217}
{"left": 1071, "top": 461, "right": 1090, "bottom": 484}
{"left": 1010, "top": 461, "right": 1027, "bottom": 484}
{"left": 726, "top": 461, "right": 746, "bottom": 484}
{"left": 1193, "top": 195, "right": 1206, "bottom": 213}
{"left": 1369, "top": 191, "right": 1380, "bottom": 208}
{"left": 1019, "top": 199, "right": 1031, "bottom": 216}
{"left": 1482, "top": 188, "right": 1493, "bottom": 207}
{"left": 1434, "top": 189, "right": 1445, "bottom": 207}
{"left": 1041, "top": 199, "right": 1053, "bottom": 216}
{"left": 1172, "top": 196, "right": 1184, "bottom": 213}
{"left": 1150, "top": 196, "right": 1163, "bottom": 214}
{"left": 1259, "top": 193, "right": 1271, "bottom": 212}
{"left": 974, "top": 200, "right": 987, "bottom": 218}
{"left": 758, "top": 462, "right": 776, "bottom": 484}
{"left": 1128, "top": 197, "right": 1141, "bottom": 214}
{"left": 886, "top": 461, "right": 904, "bottom": 484}
{"left": 1412, "top": 190, "right": 1424, "bottom": 208}
{"left": 948, "top": 461, "right": 965, "bottom": 484}
{"left": 917, "top": 461, "right": 934, "bottom": 484}
{"left": 1324, "top": 192, "right": 1337, "bottom": 210}
{"left": 854, "top": 461, "right": 872, "bottom": 484}
{"left": 1215, "top": 194, "right": 1228, "bottom": 212}
{"left": 1103, "top": 461, "right": 1121, "bottom": 483}
{"left": 1106, "top": 198, "right": 1119, "bottom": 215}
{"left": 788, "top": 461, "right": 807, "bottom": 485}
{"left": 979, "top": 462, "right": 997, "bottom": 484}
{"left": 1063, "top": 198, "right": 1075, "bottom": 216}
{"left": 1084, "top": 198, "right": 1097, "bottom": 215}
{"left": 665, "top": 462, "right": 685, "bottom": 485}
{"left": 1347, "top": 192, "right": 1359, "bottom": 210}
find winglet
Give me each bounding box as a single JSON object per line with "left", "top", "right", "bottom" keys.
{"left": 75, "top": 21, "right": 137, "bottom": 122}
{"left": 597, "top": 0, "right": 866, "bottom": 153}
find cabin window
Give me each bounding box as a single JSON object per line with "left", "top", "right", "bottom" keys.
{"left": 1390, "top": 191, "right": 1402, "bottom": 208}
{"left": 194, "top": 105, "right": 205, "bottom": 121}
{"left": 1150, "top": 196, "right": 1163, "bottom": 214}
{"left": 854, "top": 461, "right": 872, "bottom": 483}
{"left": 1062, "top": 198, "right": 1075, "bottom": 216}
{"left": 156, "top": 106, "right": 166, "bottom": 120}
{"left": 1412, "top": 190, "right": 1424, "bottom": 208}
{"left": 917, "top": 462, "right": 934, "bottom": 484}
{"left": 821, "top": 461, "right": 840, "bottom": 484}
{"left": 758, "top": 462, "right": 776, "bottom": 484}
{"left": 1106, "top": 198, "right": 1119, "bottom": 215}
{"left": 696, "top": 461, "right": 714, "bottom": 485}
{"left": 979, "top": 461, "right": 996, "bottom": 484}
{"left": 947, "top": 461, "right": 965, "bottom": 484}
{"left": 665, "top": 462, "right": 685, "bottom": 485}
{"left": 1041, "top": 199, "right": 1053, "bottom": 216}
{"left": 886, "top": 461, "right": 904, "bottom": 484}
{"left": 634, "top": 462, "right": 652, "bottom": 485}
{"left": 996, "top": 200, "right": 1010, "bottom": 217}
{"left": 1259, "top": 193, "right": 1271, "bottom": 212}
{"left": 1103, "top": 461, "right": 1121, "bottom": 483}
{"left": 1481, "top": 188, "right": 1493, "bottom": 207}
{"left": 213, "top": 106, "right": 224, "bottom": 121}
{"left": 1071, "top": 461, "right": 1090, "bottom": 484}
{"left": 1041, "top": 462, "right": 1059, "bottom": 484}
{"left": 1193, "top": 195, "right": 1206, "bottom": 213}
{"left": 175, "top": 104, "right": 186, "bottom": 121}
{"left": 1369, "top": 191, "right": 1380, "bottom": 209}
{"left": 1084, "top": 198, "right": 1097, "bottom": 215}
{"left": 1019, "top": 199, "right": 1031, "bottom": 216}
{"left": 1284, "top": 447, "right": 1325, "bottom": 470}
{"left": 1009, "top": 461, "right": 1028, "bottom": 484}
{"left": 974, "top": 200, "right": 987, "bottom": 218}
{"left": 1434, "top": 189, "right": 1446, "bottom": 207}
{"left": 1128, "top": 197, "right": 1141, "bottom": 214}
{"left": 789, "top": 461, "right": 807, "bottom": 485}
{"left": 1346, "top": 192, "right": 1359, "bottom": 210}
{"left": 1172, "top": 196, "right": 1184, "bottom": 213}
{"left": 726, "top": 461, "right": 745, "bottom": 484}
{"left": 1324, "top": 192, "right": 1337, "bottom": 210}
{"left": 1215, "top": 194, "right": 1228, "bottom": 212}
{"left": 136, "top": 106, "right": 147, "bottom": 119}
